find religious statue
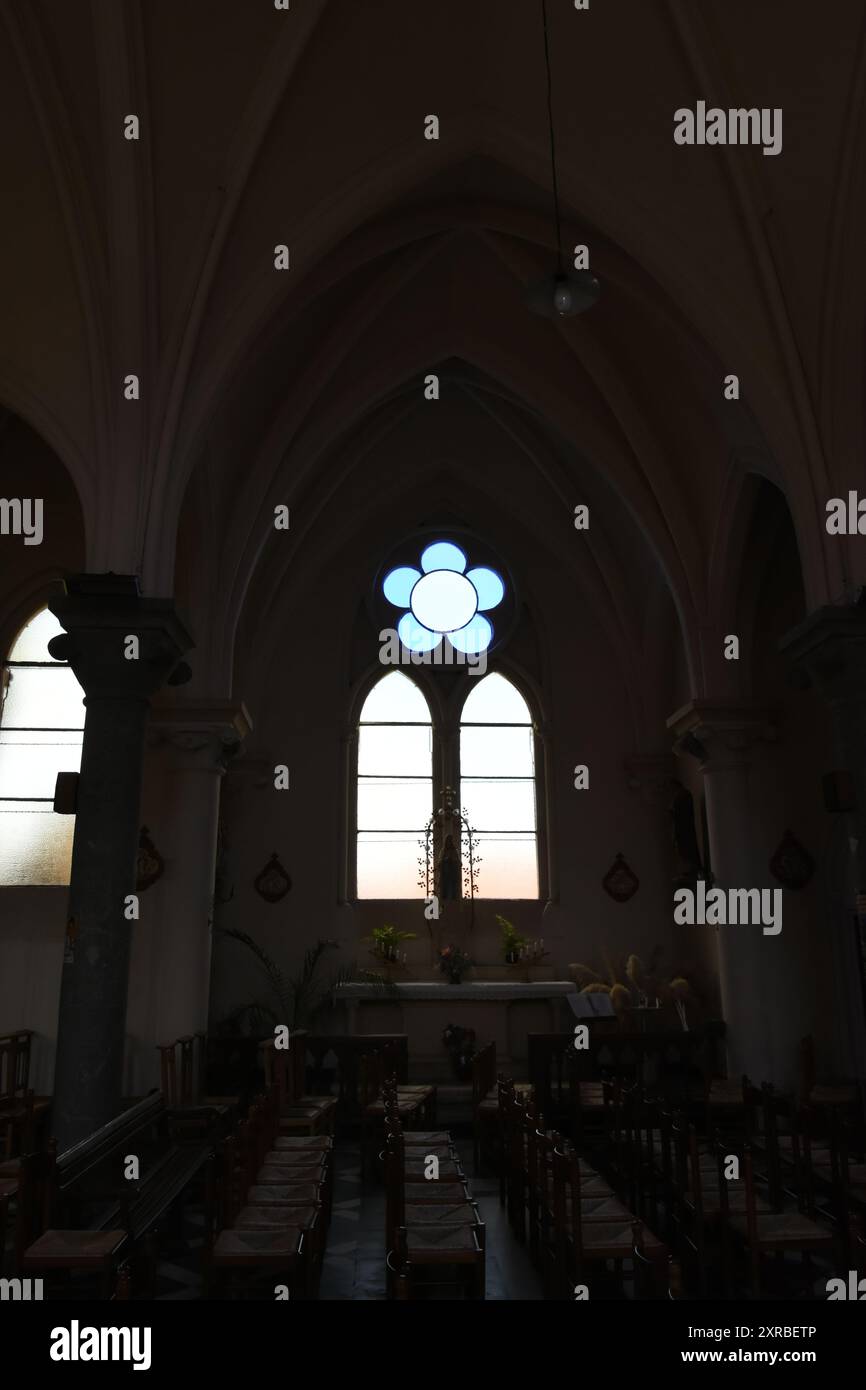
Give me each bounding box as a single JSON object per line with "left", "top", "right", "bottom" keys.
{"left": 418, "top": 785, "right": 481, "bottom": 919}
{"left": 667, "top": 779, "right": 705, "bottom": 888}
{"left": 437, "top": 833, "right": 461, "bottom": 901}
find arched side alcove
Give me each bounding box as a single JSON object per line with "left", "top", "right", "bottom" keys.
{"left": 0, "top": 409, "right": 86, "bottom": 1095}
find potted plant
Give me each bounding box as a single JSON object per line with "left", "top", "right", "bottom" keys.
{"left": 438, "top": 944, "right": 472, "bottom": 984}
{"left": 497, "top": 913, "right": 528, "bottom": 965}
{"left": 215, "top": 932, "right": 357, "bottom": 1093}
{"left": 364, "top": 924, "right": 416, "bottom": 969}
{"left": 217, "top": 931, "right": 349, "bottom": 1032}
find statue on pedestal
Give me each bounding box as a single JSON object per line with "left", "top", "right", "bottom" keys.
{"left": 667, "top": 778, "right": 705, "bottom": 888}
{"left": 418, "top": 785, "right": 481, "bottom": 930}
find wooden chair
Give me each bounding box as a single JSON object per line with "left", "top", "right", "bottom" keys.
{"left": 384, "top": 1133, "right": 485, "bottom": 1300}
{"left": 0, "top": 1177, "right": 18, "bottom": 1275}
{"left": 0, "top": 1032, "right": 48, "bottom": 1176}
{"left": 204, "top": 1133, "right": 322, "bottom": 1299}
{"left": 259, "top": 1034, "right": 337, "bottom": 1137}
{"left": 716, "top": 1141, "right": 835, "bottom": 1298}
{"left": 566, "top": 1049, "right": 607, "bottom": 1153}
{"left": 533, "top": 1124, "right": 621, "bottom": 1290}
{"left": 22, "top": 1227, "right": 128, "bottom": 1298}
{"left": 668, "top": 1114, "right": 770, "bottom": 1296}
{"left": 471, "top": 1041, "right": 497, "bottom": 1174}
{"left": 360, "top": 1053, "right": 430, "bottom": 1179}
{"left": 548, "top": 1141, "right": 667, "bottom": 1301}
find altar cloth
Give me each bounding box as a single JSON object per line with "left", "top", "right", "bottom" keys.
{"left": 336, "top": 981, "right": 576, "bottom": 1002}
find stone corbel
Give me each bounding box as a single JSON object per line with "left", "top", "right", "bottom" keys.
{"left": 667, "top": 700, "right": 776, "bottom": 767}
{"left": 148, "top": 700, "right": 253, "bottom": 773}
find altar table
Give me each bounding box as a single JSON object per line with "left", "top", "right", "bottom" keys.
{"left": 334, "top": 981, "right": 577, "bottom": 1080}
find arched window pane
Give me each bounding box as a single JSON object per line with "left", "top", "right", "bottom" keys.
{"left": 8, "top": 607, "right": 67, "bottom": 663}
{"left": 0, "top": 606, "right": 84, "bottom": 885}
{"left": 459, "top": 674, "right": 538, "bottom": 898}
{"left": 359, "top": 670, "right": 430, "bottom": 723}
{"left": 356, "top": 673, "right": 432, "bottom": 898}
{"left": 461, "top": 671, "right": 532, "bottom": 723}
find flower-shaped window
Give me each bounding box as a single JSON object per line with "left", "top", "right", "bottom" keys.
{"left": 382, "top": 541, "right": 505, "bottom": 654}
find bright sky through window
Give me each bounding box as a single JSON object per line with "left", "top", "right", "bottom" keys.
{"left": 0, "top": 607, "right": 84, "bottom": 885}
{"left": 460, "top": 673, "right": 538, "bottom": 898}
{"left": 356, "top": 671, "right": 432, "bottom": 898}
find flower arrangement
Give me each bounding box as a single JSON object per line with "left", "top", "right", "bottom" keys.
{"left": 364, "top": 924, "right": 416, "bottom": 964}
{"left": 569, "top": 947, "right": 699, "bottom": 1029}
{"left": 438, "top": 944, "right": 473, "bottom": 984}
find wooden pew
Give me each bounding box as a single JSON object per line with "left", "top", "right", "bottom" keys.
{"left": 17, "top": 1091, "right": 213, "bottom": 1295}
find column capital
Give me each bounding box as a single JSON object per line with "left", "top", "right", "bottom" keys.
{"left": 666, "top": 699, "right": 776, "bottom": 764}
{"left": 780, "top": 603, "right": 866, "bottom": 700}
{"left": 148, "top": 699, "right": 253, "bottom": 772}
{"left": 48, "top": 574, "right": 193, "bottom": 700}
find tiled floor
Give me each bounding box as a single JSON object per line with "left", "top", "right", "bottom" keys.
{"left": 319, "top": 1137, "right": 543, "bottom": 1301}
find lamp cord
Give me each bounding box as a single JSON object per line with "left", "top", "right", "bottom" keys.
{"left": 541, "top": 0, "right": 564, "bottom": 274}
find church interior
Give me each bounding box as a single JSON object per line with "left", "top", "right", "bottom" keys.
{"left": 1, "top": 0, "right": 866, "bottom": 1312}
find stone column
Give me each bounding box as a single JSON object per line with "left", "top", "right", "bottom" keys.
{"left": 667, "top": 702, "right": 790, "bottom": 1083}
{"left": 48, "top": 576, "right": 193, "bottom": 1148}
{"left": 781, "top": 606, "right": 866, "bottom": 1080}
{"left": 126, "top": 703, "right": 251, "bottom": 1090}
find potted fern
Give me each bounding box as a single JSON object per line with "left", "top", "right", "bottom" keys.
{"left": 363, "top": 924, "right": 416, "bottom": 977}
{"left": 216, "top": 931, "right": 351, "bottom": 1033}
{"left": 497, "top": 914, "right": 528, "bottom": 965}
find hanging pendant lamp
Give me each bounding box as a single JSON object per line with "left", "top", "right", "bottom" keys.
{"left": 526, "top": 0, "right": 600, "bottom": 319}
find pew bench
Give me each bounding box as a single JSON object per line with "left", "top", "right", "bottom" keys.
{"left": 18, "top": 1091, "right": 213, "bottom": 1295}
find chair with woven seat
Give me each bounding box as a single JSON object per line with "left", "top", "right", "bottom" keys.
{"left": 360, "top": 1055, "right": 430, "bottom": 1178}
{"left": 384, "top": 1135, "right": 484, "bottom": 1299}
{"left": 232, "top": 1110, "right": 333, "bottom": 1226}
{"left": 472, "top": 1041, "right": 497, "bottom": 1174}
{"left": 204, "top": 1137, "right": 321, "bottom": 1298}
{"left": 716, "top": 1141, "right": 835, "bottom": 1297}
{"left": 22, "top": 1228, "right": 128, "bottom": 1299}
{"left": 207, "top": 1224, "right": 308, "bottom": 1299}
{"left": 260, "top": 1034, "right": 337, "bottom": 1138}
{"left": 548, "top": 1142, "right": 667, "bottom": 1300}
{"left": 668, "top": 1114, "right": 769, "bottom": 1295}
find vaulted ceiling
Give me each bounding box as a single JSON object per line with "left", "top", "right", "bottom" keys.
{"left": 2, "top": 0, "right": 864, "bottom": 700}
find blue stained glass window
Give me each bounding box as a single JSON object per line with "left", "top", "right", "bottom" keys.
{"left": 382, "top": 540, "right": 505, "bottom": 655}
